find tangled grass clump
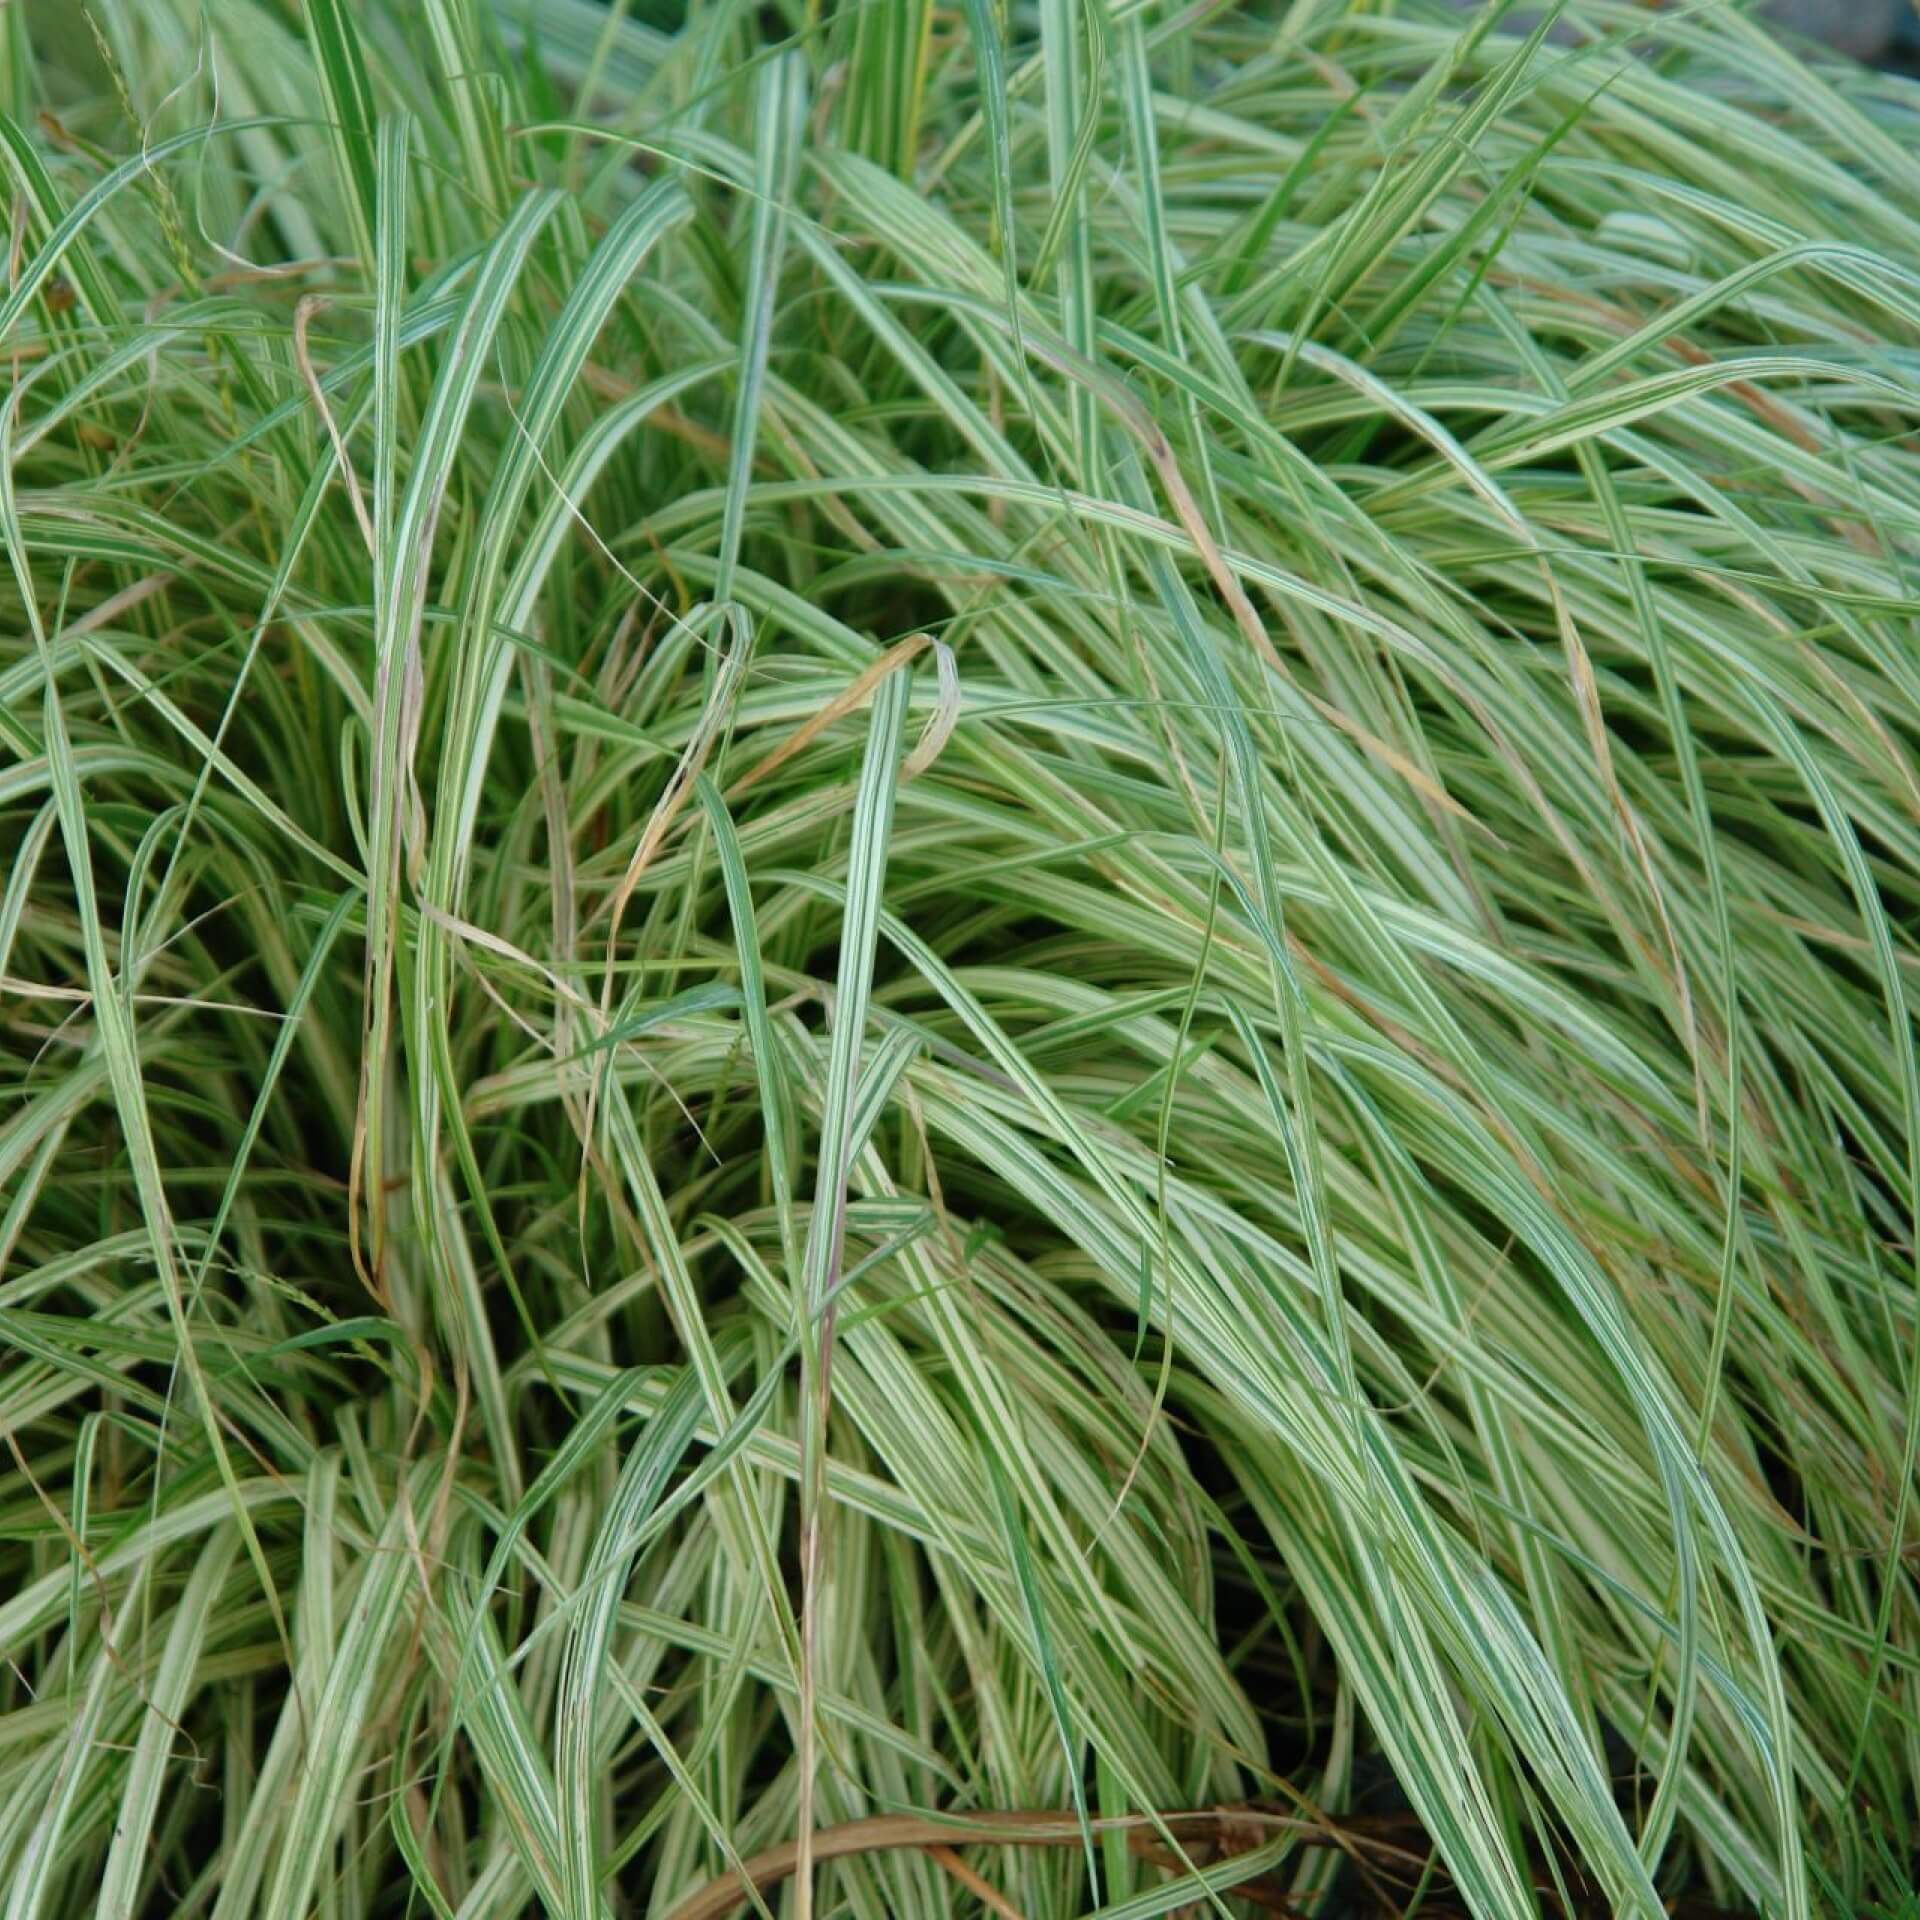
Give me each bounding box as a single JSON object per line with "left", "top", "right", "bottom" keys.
{"left": 4, "top": 1, "right": 1920, "bottom": 1915}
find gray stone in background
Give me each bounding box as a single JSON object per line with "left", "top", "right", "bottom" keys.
{"left": 1762, "top": 0, "right": 1897, "bottom": 62}
{"left": 1450, "top": 0, "right": 1905, "bottom": 65}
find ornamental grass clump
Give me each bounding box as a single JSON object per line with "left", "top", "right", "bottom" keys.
{"left": 3, "top": 1, "right": 1920, "bottom": 1915}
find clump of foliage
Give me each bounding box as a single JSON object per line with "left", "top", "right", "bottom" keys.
{"left": 3, "top": 1, "right": 1919, "bottom": 1916}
